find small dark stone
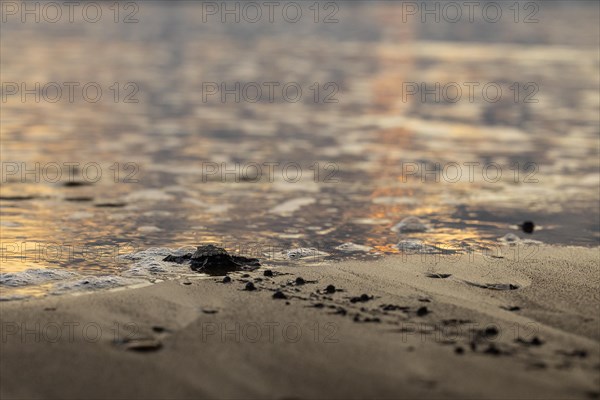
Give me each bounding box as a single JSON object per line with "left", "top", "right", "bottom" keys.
{"left": 531, "top": 336, "right": 544, "bottom": 346}
{"left": 425, "top": 273, "right": 452, "bottom": 279}
{"left": 333, "top": 307, "right": 347, "bottom": 316}
{"left": 152, "top": 326, "right": 167, "bottom": 333}
{"left": 222, "top": 276, "right": 232, "bottom": 283}
{"left": 483, "top": 344, "right": 502, "bottom": 356}
{"left": 182, "top": 282, "right": 192, "bottom": 286}
{"left": 295, "top": 277, "right": 306, "bottom": 285}
{"left": 455, "top": 347, "right": 464, "bottom": 355}
{"left": 263, "top": 270, "right": 274, "bottom": 277}
{"left": 311, "top": 303, "right": 325, "bottom": 308}
{"left": 63, "top": 181, "right": 91, "bottom": 187}
{"left": 94, "top": 202, "right": 127, "bottom": 208}
{"left": 273, "top": 291, "right": 287, "bottom": 299}
{"left": 244, "top": 282, "right": 257, "bottom": 291}
{"left": 350, "top": 294, "right": 373, "bottom": 303}
{"left": 242, "top": 274, "right": 250, "bottom": 278}
{"left": 484, "top": 326, "right": 499, "bottom": 338}
{"left": 521, "top": 221, "right": 535, "bottom": 234}
{"left": 325, "top": 284, "right": 336, "bottom": 294}
{"left": 416, "top": 306, "right": 429, "bottom": 316}
{"left": 118, "top": 338, "right": 162, "bottom": 352}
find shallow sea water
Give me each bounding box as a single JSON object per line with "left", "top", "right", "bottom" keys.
{"left": 1, "top": 2, "right": 598, "bottom": 298}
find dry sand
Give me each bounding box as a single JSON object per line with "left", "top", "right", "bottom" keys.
{"left": 1, "top": 245, "right": 599, "bottom": 399}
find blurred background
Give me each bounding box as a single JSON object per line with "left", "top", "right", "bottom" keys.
{"left": 1, "top": 1, "right": 599, "bottom": 286}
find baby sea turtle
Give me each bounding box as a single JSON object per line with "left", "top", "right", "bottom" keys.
{"left": 163, "top": 244, "right": 260, "bottom": 275}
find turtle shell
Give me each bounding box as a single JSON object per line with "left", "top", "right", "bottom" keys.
{"left": 163, "top": 244, "right": 260, "bottom": 276}
{"left": 191, "top": 245, "right": 228, "bottom": 259}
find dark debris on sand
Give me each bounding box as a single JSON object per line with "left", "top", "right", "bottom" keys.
{"left": 273, "top": 291, "right": 287, "bottom": 299}
{"left": 520, "top": 221, "right": 535, "bottom": 234}
{"left": 380, "top": 304, "right": 410, "bottom": 312}
{"left": 115, "top": 338, "right": 162, "bottom": 352}
{"left": 516, "top": 336, "right": 544, "bottom": 346}
{"left": 501, "top": 305, "right": 521, "bottom": 311}
{"left": 63, "top": 181, "right": 92, "bottom": 187}
{"left": 416, "top": 306, "right": 430, "bottom": 316}
{"left": 425, "top": 272, "right": 452, "bottom": 279}
{"left": 350, "top": 294, "right": 373, "bottom": 303}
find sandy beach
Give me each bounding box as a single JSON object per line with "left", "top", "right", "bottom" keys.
{"left": 1, "top": 245, "right": 598, "bottom": 399}
{"left": 1, "top": 1, "right": 599, "bottom": 399}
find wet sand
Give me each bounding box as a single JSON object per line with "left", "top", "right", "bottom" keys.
{"left": 1, "top": 246, "right": 598, "bottom": 399}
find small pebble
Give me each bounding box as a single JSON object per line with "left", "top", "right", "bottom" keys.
{"left": 119, "top": 338, "right": 162, "bottom": 352}
{"left": 273, "top": 291, "right": 287, "bottom": 299}
{"left": 484, "top": 326, "right": 499, "bottom": 338}
{"left": 263, "top": 270, "right": 274, "bottom": 277}
{"left": 455, "top": 346, "right": 464, "bottom": 355}
{"left": 416, "top": 306, "right": 429, "bottom": 316}
{"left": 517, "top": 336, "right": 544, "bottom": 346}
{"left": 521, "top": 221, "right": 535, "bottom": 234}
{"left": 333, "top": 307, "right": 347, "bottom": 316}
{"left": 350, "top": 294, "right": 373, "bottom": 303}
{"left": 244, "top": 282, "right": 257, "bottom": 291}
{"left": 531, "top": 336, "right": 544, "bottom": 346}
{"left": 483, "top": 344, "right": 502, "bottom": 356}
{"left": 325, "top": 284, "right": 336, "bottom": 294}
{"left": 295, "top": 277, "right": 306, "bottom": 285}
{"left": 222, "top": 276, "right": 232, "bottom": 283}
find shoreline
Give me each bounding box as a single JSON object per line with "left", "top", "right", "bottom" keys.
{"left": 1, "top": 246, "right": 599, "bottom": 399}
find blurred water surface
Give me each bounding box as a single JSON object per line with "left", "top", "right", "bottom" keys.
{"left": 1, "top": 1, "right": 599, "bottom": 288}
